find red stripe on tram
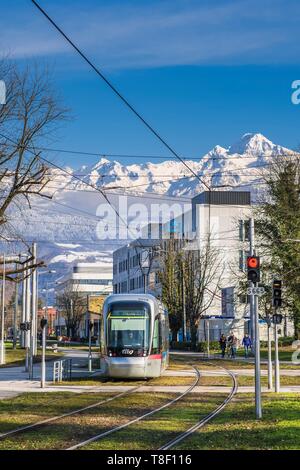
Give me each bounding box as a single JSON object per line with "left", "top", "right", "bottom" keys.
{"left": 148, "top": 354, "right": 162, "bottom": 360}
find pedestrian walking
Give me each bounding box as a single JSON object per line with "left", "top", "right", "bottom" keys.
{"left": 242, "top": 333, "right": 252, "bottom": 357}
{"left": 219, "top": 334, "right": 227, "bottom": 358}
{"left": 227, "top": 332, "right": 238, "bottom": 359}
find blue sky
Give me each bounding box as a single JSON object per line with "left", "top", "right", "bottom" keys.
{"left": 1, "top": 0, "right": 300, "bottom": 166}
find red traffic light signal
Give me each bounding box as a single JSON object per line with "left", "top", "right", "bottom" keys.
{"left": 247, "top": 256, "right": 260, "bottom": 269}
{"left": 247, "top": 256, "right": 260, "bottom": 283}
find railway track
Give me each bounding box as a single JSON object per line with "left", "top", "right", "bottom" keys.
{"left": 159, "top": 362, "right": 238, "bottom": 450}
{"left": 0, "top": 385, "right": 143, "bottom": 441}
{"left": 67, "top": 366, "right": 200, "bottom": 450}
{"left": 0, "top": 362, "right": 236, "bottom": 450}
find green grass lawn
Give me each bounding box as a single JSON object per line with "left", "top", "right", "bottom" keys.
{"left": 0, "top": 343, "right": 60, "bottom": 368}
{"left": 0, "top": 392, "right": 176, "bottom": 450}
{"left": 199, "top": 375, "right": 300, "bottom": 387}
{"left": 84, "top": 393, "right": 226, "bottom": 450}
{"left": 176, "top": 393, "right": 300, "bottom": 450}
{"left": 54, "top": 375, "right": 194, "bottom": 387}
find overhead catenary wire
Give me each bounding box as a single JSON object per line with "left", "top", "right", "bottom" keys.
{"left": 1, "top": 139, "right": 299, "bottom": 162}
{"left": 30, "top": 0, "right": 211, "bottom": 191}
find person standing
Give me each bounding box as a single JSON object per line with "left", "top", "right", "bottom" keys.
{"left": 227, "top": 333, "right": 238, "bottom": 359}
{"left": 219, "top": 334, "right": 227, "bottom": 358}
{"left": 242, "top": 333, "right": 252, "bottom": 357}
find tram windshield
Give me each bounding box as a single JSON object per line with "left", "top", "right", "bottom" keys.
{"left": 107, "top": 302, "right": 150, "bottom": 350}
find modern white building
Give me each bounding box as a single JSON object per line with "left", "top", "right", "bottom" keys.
{"left": 56, "top": 262, "right": 113, "bottom": 339}
{"left": 113, "top": 191, "right": 250, "bottom": 339}
{"left": 113, "top": 191, "right": 294, "bottom": 343}
{"left": 57, "top": 262, "right": 113, "bottom": 295}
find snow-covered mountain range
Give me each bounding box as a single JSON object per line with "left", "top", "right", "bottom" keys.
{"left": 5, "top": 132, "right": 295, "bottom": 285}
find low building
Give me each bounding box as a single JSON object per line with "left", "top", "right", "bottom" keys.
{"left": 57, "top": 262, "right": 113, "bottom": 295}
{"left": 56, "top": 262, "right": 113, "bottom": 339}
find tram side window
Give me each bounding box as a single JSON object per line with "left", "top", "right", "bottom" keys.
{"left": 152, "top": 317, "right": 160, "bottom": 354}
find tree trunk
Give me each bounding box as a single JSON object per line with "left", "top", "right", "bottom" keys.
{"left": 190, "top": 322, "right": 198, "bottom": 351}
{"left": 171, "top": 329, "right": 178, "bottom": 342}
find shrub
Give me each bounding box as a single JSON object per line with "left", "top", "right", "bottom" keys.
{"left": 196, "top": 341, "right": 220, "bottom": 352}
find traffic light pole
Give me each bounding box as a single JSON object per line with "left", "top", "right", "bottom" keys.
{"left": 41, "top": 321, "right": 47, "bottom": 388}
{"left": 267, "top": 317, "right": 273, "bottom": 390}
{"left": 254, "top": 292, "right": 262, "bottom": 418}
{"left": 249, "top": 218, "right": 262, "bottom": 419}
{"left": 274, "top": 320, "right": 280, "bottom": 392}
{"left": 0, "top": 254, "right": 6, "bottom": 365}
{"left": 249, "top": 218, "right": 255, "bottom": 346}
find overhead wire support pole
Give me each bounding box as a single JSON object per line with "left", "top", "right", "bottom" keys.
{"left": 0, "top": 254, "right": 5, "bottom": 365}
{"left": 13, "top": 262, "right": 19, "bottom": 350}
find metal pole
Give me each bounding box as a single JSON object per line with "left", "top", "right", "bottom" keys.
{"left": 254, "top": 294, "right": 262, "bottom": 418}
{"left": 274, "top": 323, "right": 280, "bottom": 392}
{"left": 206, "top": 319, "right": 210, "bottom": 358}
{"left": 0, "top": 254, "right": 5, "bottom": 365}
{"left": 25, "top": 262, "right": 31, "bottom": 374}
{"left": 13, "top": 267, "right": 18, "bottom": 350}
{"left": 249, "top": 218, "right": 262, "bottom": 418}
{"left": 267, "top": 319, "right": 273, "bottom": 390}
{"left": 32, "top": 243, "right": 37, "bottom": 356}
{"left": 182, "top": 265, "right": 186, "bottom": 342}
{"left": 29, "top": 263, "right": 34, "bottom": 380}
{"left": 87, "top": 296, "right": 92, "bottom": 372}
{"left": 41, "top": 323, "right": 46, "bottom": 388}
{"left": 249, "top": 218, "right": 255, "bottom": 347}
{"left": 88, "top": 324, "right": 92, "bottom": 372}
{"left": 21, "top": 272, "right": 26, "bottom": 348}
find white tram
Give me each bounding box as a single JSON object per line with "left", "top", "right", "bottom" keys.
{"left": 100, "top": 294, "right": 169, "bottom": 378}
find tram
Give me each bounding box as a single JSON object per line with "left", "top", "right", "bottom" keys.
{"left": 100, "top": 294, "right": 169, "bottom": 378}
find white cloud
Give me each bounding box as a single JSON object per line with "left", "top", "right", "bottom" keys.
{"left": 1, "top": 0, "right": 300, "bottom": 68}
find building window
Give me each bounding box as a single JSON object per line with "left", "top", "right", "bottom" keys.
{"left": 239, "top": 220, "right": 250, "bottom": 242}
{"left": 239, "top": 250, "right": 250, "bottom": 271}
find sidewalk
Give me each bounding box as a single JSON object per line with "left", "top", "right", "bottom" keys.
{"left": 164, "top": 369, "right": 300, "bottom": 377}
{"left": 0, "top": 382, "right": 299, "bottom": 397}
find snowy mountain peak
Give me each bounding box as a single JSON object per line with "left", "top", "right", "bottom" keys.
{"left": 227, "top": 132, "right": 289, "bottom": 156}
{"left": 207, "top": 145, "right": 228, "bottom": 157}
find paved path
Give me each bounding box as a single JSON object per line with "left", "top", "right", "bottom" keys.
{"left": 0, "top": 382, "right": 299, "bottom": 397}
{"left": 164, "top": 369, "right": 300, "bottom": 377}
{"left": 0, "top": 348, "right": 299, "bottom": 400}
{"left": 170, "top": 350, "right": 299, "bottom": 365}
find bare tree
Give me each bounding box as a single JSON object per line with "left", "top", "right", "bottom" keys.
{"left": 159, "top": 236, "right": 223, "bottom": 348}
{"left": 0, "top": 59, "right": 69, "bottom": 280}
{"left": 158, "top": 240, "right": 183, "bottom": 341}
{"left": 56, "top": 287, "right": 86, "bottom": 339}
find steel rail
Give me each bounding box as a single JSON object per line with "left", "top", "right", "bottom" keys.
{"left": 67, "top": 366, "right": 200, "bottom": 450}
{"left": 0, "top": 385, "right": 142, "bottom": 441}
{"left": 159, "top": 363, "right": 238, "bottom": 450}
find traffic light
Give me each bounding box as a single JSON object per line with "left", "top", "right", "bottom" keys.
{"left": 20, "top": 322, "right": 31, "bottom": 331}
{"left": 272, "top": 313, "right": 283, "bottom": 324}
{"left": 273, "top": 280, "right": 282, "bottom": 308}
{"left": 247, "top": 256, "right": 260, "bottom": 283}
{"left": 40, "top": 318, "right": 48, "bottom": 329}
